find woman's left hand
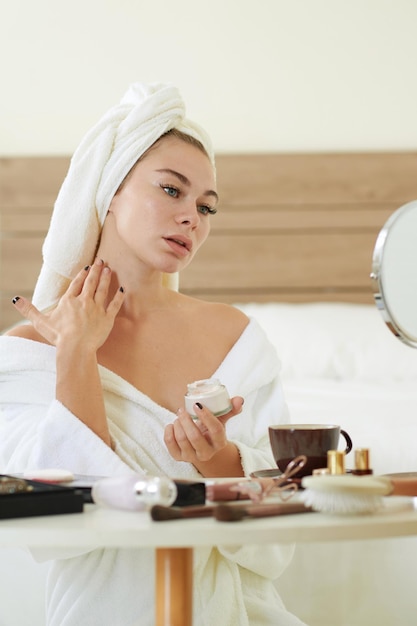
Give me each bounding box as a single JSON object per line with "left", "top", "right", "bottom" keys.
{"left": 164, "top": 396, "right": 244, "bottom": 474}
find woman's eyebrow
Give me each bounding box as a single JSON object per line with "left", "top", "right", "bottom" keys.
{"left": 155, "top": 168, "right": 219, "bottom": 203}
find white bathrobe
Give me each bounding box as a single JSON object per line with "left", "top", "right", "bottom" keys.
{"left": 0, "top": 318, "right": 306, "bottom": 626}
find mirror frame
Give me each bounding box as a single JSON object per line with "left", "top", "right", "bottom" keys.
{"left": 371, "top": 199, "right": 417, "bottom": 349}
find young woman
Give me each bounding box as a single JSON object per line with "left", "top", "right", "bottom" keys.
{"left": 0, "top": 83, "right": 306, "bottom": 626}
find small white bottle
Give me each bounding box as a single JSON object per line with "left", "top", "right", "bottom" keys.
{"left": 91, "top": 474, "right": 177, "bottom": 511}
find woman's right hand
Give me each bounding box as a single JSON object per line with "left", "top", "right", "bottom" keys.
{"left": 12, "top": 258, "right": 125, "bottom": 351}
{"left": 11, "top": 259, "right": 125, "bottom": 446}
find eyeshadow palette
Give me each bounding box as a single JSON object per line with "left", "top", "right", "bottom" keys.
{"left": 0, "top": 475, "right": 84, "bottom": 519}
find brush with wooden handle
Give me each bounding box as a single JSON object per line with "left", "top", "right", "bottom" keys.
{"left": 151, "top": 504, "right": 215, "bottom": 521}
{"left": 213, "top": 501, "right": 312, "bottom": 521}
{"left": 151, "top": 501, "right": 312, "bottom": 522}
{"left": 302, "top": 474, "right": 417, "bottom": 514}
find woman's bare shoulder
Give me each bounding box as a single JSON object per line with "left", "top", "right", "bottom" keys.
{"left": 202, "top": 300, "right": 249, "bottom": 324}
{"left": 179, "top": 295, "right": 250, "bottom": 336}
{"left": 178, "top": 292, "right": 244, "bottom": 314}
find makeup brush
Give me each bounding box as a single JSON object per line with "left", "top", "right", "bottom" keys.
{"left": 151, "top": 501, "right": 312, "bottom": 521}
{"left": 151, "top": 504, "right": 215, "bottom": 521}
{"left": 301, "top": 474, "right": 417, "bottom": 515}
{"left": 213, "top": 501, "right": 312, "bottom": 522}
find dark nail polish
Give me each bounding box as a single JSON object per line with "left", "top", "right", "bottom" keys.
{"left": 12, "top": 296, "right": 20, "bottom": 304}
{"left": 196, "top": 402, "right": 203, "bottom": 410}
{"left": 119, "top": 286, "right": 124, "bottom": 293}
{"left": 84, "top": 265, "right": 90, "bottom": 271}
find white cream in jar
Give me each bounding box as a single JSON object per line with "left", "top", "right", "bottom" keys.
{"left": 184, "top": 378, "right": 232, "bottom": 418}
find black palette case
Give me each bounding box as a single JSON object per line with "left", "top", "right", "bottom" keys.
{"left": 0, "top": 475, "right": 84, "bottom": 519}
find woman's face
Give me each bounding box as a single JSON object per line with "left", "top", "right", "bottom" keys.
{"left": 107, "top": 134, "right": 218, "bottom": 275}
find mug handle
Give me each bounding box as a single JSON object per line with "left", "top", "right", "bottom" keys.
{"left": 340, "top": 429, "right": 353, "bottom": 454}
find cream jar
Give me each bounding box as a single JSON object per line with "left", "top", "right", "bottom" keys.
{"left": 185, "top": 378, "right": 232, "bottom": 418}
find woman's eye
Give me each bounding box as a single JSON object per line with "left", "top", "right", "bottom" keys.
{"left": 161, "top": 184, "right": 217, "bottom": 215}
{"left": 162, "top": 185, "right": 179, "bottom": 198}
{"left": 198, "top": 205, "right": 217, "bottom": 216}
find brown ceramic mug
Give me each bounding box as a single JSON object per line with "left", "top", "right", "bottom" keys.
{"left": 268, "top": 423, "right": 353, "bottom": 477}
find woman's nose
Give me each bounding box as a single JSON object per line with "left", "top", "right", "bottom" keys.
{"left": 176, "top": 204, "right": 200, "bottom": 227}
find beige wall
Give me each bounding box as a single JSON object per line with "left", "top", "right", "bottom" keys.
{"left": 1, "top": 0, "right": 417, "bottom": 155}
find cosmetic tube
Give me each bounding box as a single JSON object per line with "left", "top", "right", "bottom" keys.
{"left": 91, "top": 474, "right": 177, "bottom": 511}
{"left": 327, "top": 450, "right": 346, "bottom": 475}
{"left": 352, "top": 448, "right": 373, "bottom": 475}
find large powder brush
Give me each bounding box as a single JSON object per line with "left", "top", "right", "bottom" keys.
{"left": 301, "top": 474, "right": 417, "bottom": 514}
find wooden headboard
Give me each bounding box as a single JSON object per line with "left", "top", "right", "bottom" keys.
{"left": 1, "top": 152, "right": 417, "bottom": 331}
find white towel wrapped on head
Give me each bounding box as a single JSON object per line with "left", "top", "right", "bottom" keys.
{"left": 32, "top": 82, "right": 215, "bottom": 312}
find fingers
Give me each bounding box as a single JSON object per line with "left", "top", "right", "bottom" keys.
{"left": 175, "top": 417, "right": 213, "bottom": 462}
{"left": 217, "top": 396, "right": 244, "bottom": 426}
{"left": 165, "top": 406, "right": 227, "bottom": 463}
{"left": 66, "top": 264, "right": 92, "bottom": 297}
{"left": 81, "top": 258, "right": 108, "bottom": 300}
{"left": 230, "top": 396, "right": 245, "bottom": 413}
{"left": 165, "top": 396, "right": 245, "bottom": 463}
{"left": 66, "top": 258, "right": 124, "bottom": 313}
{"left": 11, "top": 257, "right": 125, "bottom": 348}
{"left": 12, "top": 295, "right": 56, "bottom": 343}
{"left": 164, "top": 420, "right": 203, "bottom": 463}
{"left": 12, "top": 296, "right": 42, "bottom": 325}
{"left": 68, "top": 257, "right": 105, "bottom": 300}
{"left": 106, "top": 286, "right": 125, "bottom": 318}
{"left": 164, "top": 424, "right": 182, "bottom": 460}
{"left": 164, "top": 410, "right": 208, "bottom": 462}
{"left": 93, "top": 266, "right": 112, "bottom": 305}
{"left": 165, "top": 410, "right": 198, "bottom": 461}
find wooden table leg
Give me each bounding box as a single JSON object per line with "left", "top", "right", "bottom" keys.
{"left": 156, "top": 547, "right": 193, "bottom": 626}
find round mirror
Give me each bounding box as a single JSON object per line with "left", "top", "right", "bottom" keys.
{"left": 371, "top": 200, "right": 417, "bottom": 348}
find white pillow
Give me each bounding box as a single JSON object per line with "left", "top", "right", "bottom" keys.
{"left": 235, "top": 302, "right": 417, "bottom": 382}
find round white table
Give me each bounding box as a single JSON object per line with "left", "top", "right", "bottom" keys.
{"left": 0, "top": 498, "right": 416, "bottom": 625}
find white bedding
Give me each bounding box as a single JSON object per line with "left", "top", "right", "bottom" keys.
{"left": 237, "top": 302, "right": 417, "bottom": 383}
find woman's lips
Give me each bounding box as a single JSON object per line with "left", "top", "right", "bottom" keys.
{"left": 164, "top": 236, "right": 192, "bottom": 257}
